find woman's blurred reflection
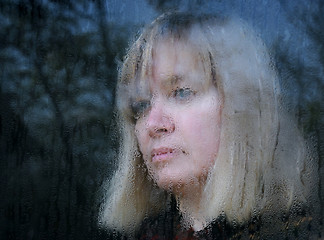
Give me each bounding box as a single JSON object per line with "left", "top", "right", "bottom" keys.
{"left": 100, "top": 12, "right": 319, "bottom": 239}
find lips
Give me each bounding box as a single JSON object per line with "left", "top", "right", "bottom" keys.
{"left": 151, "top": 147, "right": 179, "bottom": 163}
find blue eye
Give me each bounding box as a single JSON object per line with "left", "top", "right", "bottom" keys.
{"left": 131, "top": 100, "right": 150, "bottom": 120}
{"left": 173, "top": 88, "right": 194, "bottom": 100}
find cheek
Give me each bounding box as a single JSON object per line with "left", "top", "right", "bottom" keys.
{"left": 135, "top": 122, "right": 148, "bottom": 154}
{"left": 135, "top": 125, "right": 152, "bottom": 174}
{"left": 203, "top": 108, "right": 221, "bottom": 151}
{"left": 179, "top": 104, "right": 221, "bottom": 162}
{"left": 183, "top": 103, "right": 221, "bottom": 136}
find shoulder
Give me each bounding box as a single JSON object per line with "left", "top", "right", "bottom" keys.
{"left": 136, "top": 207, "right": 319, "bottom": 240}
{"left": 196, "top": 210, "right": 317, "bottom": 240}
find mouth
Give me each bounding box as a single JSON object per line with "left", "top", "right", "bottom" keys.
{"left": 151, "top": 147, "right": 183, "bottom": 163}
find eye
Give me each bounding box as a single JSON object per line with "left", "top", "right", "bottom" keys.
{"left": 131, "top": 100, "right": 151, "bottom": 120}
{"left": 172, "top": 87, "right": 195, "bottom": 100}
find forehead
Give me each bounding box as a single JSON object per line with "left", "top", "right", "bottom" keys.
{"left": 150, "top": 39, "right": 208, "bottom": 88}
{"left": 126, "top": 36, "right": 213, "bottom": 104}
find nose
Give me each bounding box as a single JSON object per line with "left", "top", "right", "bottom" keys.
{"left": 146, "top": 101, "right": 175, "bottom": 138}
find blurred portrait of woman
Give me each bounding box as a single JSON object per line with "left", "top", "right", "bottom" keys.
{"left": 100, "top": 12, "right": 319, "bottom": 239}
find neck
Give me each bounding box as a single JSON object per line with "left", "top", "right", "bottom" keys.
{"left": 174, "top": 180, "right": 207, "bottom": 231}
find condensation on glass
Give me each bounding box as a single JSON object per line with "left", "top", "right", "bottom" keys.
{"left": 1, "top": 1, "right": 323, "bottom": 240}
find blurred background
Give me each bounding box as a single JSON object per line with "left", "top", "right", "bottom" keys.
{"left": 0, "top": 0, "right": 323, "bottom": 239}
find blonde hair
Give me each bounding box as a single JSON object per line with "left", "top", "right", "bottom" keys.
{"left": 99, "top": 12, "right": 317, "bottom": 234}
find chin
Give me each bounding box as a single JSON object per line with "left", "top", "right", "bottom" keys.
{"left": 154, "top": 169, "right": 198, "bottom": 192}
{"left": 154, "top": 171, "right": 183, "bottom": 190}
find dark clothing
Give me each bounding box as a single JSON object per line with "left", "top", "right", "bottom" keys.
{"left": 137, "top": 213, "right": 316, "bottom": 240}
{"left": 136, "top": 198, "right": 317, "bottom": 240}
{"left": 137, "top": 209, "right": 259, "bottom": 240}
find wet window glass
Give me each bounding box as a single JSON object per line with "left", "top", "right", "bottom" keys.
{"left": 1, "top": 1, "right": 323, "bottom": 239}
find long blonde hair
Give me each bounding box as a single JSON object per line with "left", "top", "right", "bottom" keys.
{"left": 99, "top": 12, "right": 317, "bottom": 234}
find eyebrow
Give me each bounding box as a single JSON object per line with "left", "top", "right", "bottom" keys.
{"left": 161, "top": 75, "right": 184, "bottom": 88}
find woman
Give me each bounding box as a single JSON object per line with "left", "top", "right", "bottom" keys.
{"left": 100, "top": 12, "right": 318, "bottom": 239}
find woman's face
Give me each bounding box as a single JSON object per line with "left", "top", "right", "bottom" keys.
{"left": 134, "top": 39, "right": 222, "bottom": 192}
